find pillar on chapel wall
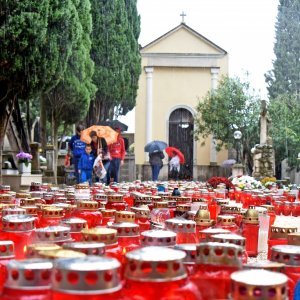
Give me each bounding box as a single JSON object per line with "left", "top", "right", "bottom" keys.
{"left": 210, "top": 68, "right": 219, "bottom": 165}
{"left": 145, "top": 67, "right": 154, "bottom": 162}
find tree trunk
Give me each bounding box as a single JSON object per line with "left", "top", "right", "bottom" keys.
{"left": 51, "top": 110, "right": 58, "bottom": 184}
{"left": 26, "top": 98, "right": 31, "bottom": 142}
{"left": 40, "top": 95, "right": 47, "bottom": 151}
{"left": 0, "top": 97, "right": 14, "bottom": 183}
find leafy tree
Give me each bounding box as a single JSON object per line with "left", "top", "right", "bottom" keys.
{"left": 194, "top": 76, "right": 261, "bottom": 173}
{"left": 0, "top": 0, "right": 49, "bottom": 150}
{"left": 45, "top": 0, "right": 95, "bottom": 144}
{"left": 117, "top": 0, "right": 141, "bottom": 116}
{"left": 44, "top": 0, "right": 96, "bottom": 182}
{"left": 39, "top": 0, "right": 82, "bottom": 149}
{"left": 269, "top": 95, "right": 300, "bottom": 172}
{"left": 86, "top": 0, "right": 141, "bottom": 125}
{"left": 265, "top": 0, "right": 300, "bottom": 99}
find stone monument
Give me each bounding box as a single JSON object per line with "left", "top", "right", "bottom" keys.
{"left": 252, "top": 100, "right": 275, "bottom": 178}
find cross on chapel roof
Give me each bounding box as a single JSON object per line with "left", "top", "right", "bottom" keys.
{"left": 180, "top": 11, "right": 186, "bottom": 23}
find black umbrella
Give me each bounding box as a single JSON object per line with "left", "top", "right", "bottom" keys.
{"left": 144, "top": 140, "right": 168, "bottom": 153}
{"left": 99, "top": 120, "right": 128, "bottom": 132}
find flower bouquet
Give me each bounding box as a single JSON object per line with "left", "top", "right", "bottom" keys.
{"left": 16, "top": 152, "right": 32, "bottom": 167}
{"left": 207, "top": 176, "right": 234, "bottom": 190}
{"left": 231, "top": 175, "right": 262, "bottom": 190}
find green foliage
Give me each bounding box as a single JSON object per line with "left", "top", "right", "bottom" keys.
{"left": 87, "top": 0, "right": 141, "bottom": 125}
{"left": 265, "top": 0, "right": 300, "bottom": 99}
{"left": 0, "top": 0, "right": 49, "bottom": 100}
{"left": 45, "top": 0, "right": 96, "bottom": 126}
{"left": 194, "top": 76, "right": 261, "bottom": 172}
{"left": 269, "top": 95, "right": 300, "bottom": 168}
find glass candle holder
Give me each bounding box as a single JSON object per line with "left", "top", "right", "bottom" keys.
{"left": 255, "top": 207, "right": 270, "bottom": 253}
{"left": 241, "top": 208, "right": 259, "bottom": 257}
{"left": 270, "top": 244, "right": 300, "bottom": 300}
{"left": 199, "top": 228, "right": 230, "bottom": 242}
{"left": 123, "top": 246, "right": 203, "bottom": 300}
{"left": 267, "top": 225, "right": 297, "bottom": 259}
{"left": 52, "top": 256, "right": 123, "bottom": 300}
{"left": 191, "top": 242, "right": 243, "bottom": 300}
{"left": 62, "top": 242, "right": 105, "bottom": 256}
{"left": 114, "top": 211, "right": 135, "bottom": 224}
{"left": 106, "top": 194, "right": 127, "bottom": 211}
{"left": 60, "top": 218, "right": 87, "bottom": 242}
{"left": 194, "top": 209, "right": 213, "bottom": 242}
{"left": 174, "top": 244, "right": 198, "bottom": 275}
{"left": 0, "top": 241, "right": 15, "bottom": 294}
{"left": 1, "top": 214, "right": 35, "bottom": 259}
{"left": 38, "top": 206, "right": 64, "bottom": 228}
{"left": 261, "top": 204, "right": 276, "bottom": 234}
{"left": 93, "top": 194, "right": 108, "bottom": 208}
{"left": 211, "top": 233, "right": 248, "bottom": 264}
{"left": 38, "top": 249, "right": 86, "bottom": 260}
{"left": 82, "top": 228, "right": 123, "bottom": 262}
{"left": 34, "top": 226, "right": 72, "bottom": 246}
{"left": 131, "top": 206, "right": 151, "bottom": 233}
{"left": 108, "top": 222, "right": 140, "bottom": 260}
{"left": 230, "top": 269, "right": 288, "bottom": 300}
{"left": 2, "top": 207, "right": 26, "bottom": 217}
{"left": 165, "top": 218, "right": 197, "bottom": 244}
{"left": 100, "top": 209, "right": 116, "bottom": 226}
{"left": 215, "top": 215, "right": 239, "bottom": 234}
{"left": 26, "top": 243, "right": 62, "bottom": 258}
{"left": 141, "top": 230, "right": 177, "bottom": 247}
{"left": 244, "top": 260, "right": 284, "bottom": 273}
{"left": 2, "top": 259, "right": 53, "bottom": 300}
{"left": 287, "top": 232, "right": 300, "bottom": 246}
{"left": 73, "top": 201, "right": 102, "bottom": 228}
{"left": 175, "top": 204, "right": 191, "bottom": 218}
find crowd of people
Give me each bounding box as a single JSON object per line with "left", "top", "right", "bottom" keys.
{"left": 68, "top": 124, "right": 184, "bottom": 184}
{"left": 68, "top": 125, "right": 126, "bottom": 185}
{"left": 149, "top": 150, "right": 182, "bottom": 181}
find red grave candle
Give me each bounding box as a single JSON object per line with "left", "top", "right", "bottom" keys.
{"left": 190, "top": 242, "right": 243, "bottom": 300}
{"left": 2, "top": 259, "right": 53, "bottom": 300}
{"left": 122, "top": 246, "right": 203, "bottom": 300}
{"left": 52, "top": 256, "right": 123, "bottom": 300}
{"left": 73, "top": 201, "right": 102, "bottom": 228}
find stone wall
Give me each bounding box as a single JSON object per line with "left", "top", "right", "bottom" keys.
{"left": 136, "top": 163, "right": 231, "bottom": 181}
{"left": 252, "top": 144, "right": 275, "bottom": 178}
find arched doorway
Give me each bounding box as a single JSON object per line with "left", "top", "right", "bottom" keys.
{"left": 168, "top": 108, "right": 194, "bottom": 180}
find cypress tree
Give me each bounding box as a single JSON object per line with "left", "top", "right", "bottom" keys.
{"left": 266, "top": 0, "right": 300, "bottom": 99}
{"left": 0, "top": 0, "right": 49, "bottom": 150}
{"left": 87, "top": 0, "right": 141, "bottom": 125}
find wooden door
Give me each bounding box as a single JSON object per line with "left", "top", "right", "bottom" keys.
{"left": 168, "top": 108, "right": 194, "bottom": 180}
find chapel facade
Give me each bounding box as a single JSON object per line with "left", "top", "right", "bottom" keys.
{"left": 135, "top": 22, "right": 229, "bottom": 180}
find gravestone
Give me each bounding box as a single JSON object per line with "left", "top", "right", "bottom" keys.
{"left": 30, "top": 142, "right": 41, "bottom": 174}
{"left": 252, "top": 100, "right": 275, "bottom": 178}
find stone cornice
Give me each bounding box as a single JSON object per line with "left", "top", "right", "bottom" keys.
{"left": 142, "top": 52, "right": 224, "bottom": 68}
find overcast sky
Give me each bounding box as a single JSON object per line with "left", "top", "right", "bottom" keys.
{"left": 120, "top": 0, "right": 279, "bottom": 132}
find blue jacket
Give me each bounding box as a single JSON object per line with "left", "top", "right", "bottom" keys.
{"left": 69, "top": 135, "right": 86, "bottom": 158}
{"left": 78, "top": 152, "right": 94, "bottom": 171}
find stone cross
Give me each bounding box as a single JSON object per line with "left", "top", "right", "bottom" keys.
{"left": 260, "top": 100, "right": 268, "bottom": 144}
{"left": 180, "top": 11, "right": 186, "bottom": 23}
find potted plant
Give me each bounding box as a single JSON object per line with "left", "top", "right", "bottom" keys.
{"left": 16, "top": 151, "right": 32, "bottom": 174}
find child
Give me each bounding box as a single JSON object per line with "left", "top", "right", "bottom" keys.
{"left": 78, "top": 144, "right": 94, "bottom": 185}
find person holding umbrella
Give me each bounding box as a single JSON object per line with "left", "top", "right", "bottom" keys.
{"left": 144, "top": 140, "right": 168, "bottom": 181}
{"left": 169, "top": 151, "right": 181, "bottom": 180}
{"left": 165, "top": 146, "right": 185, "bottom": 181}
{"left": 149, "top": 150, "right": 165, "bottom": 181}
{"left": 89, "top": 131, "right": 110, "bottom": 184}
